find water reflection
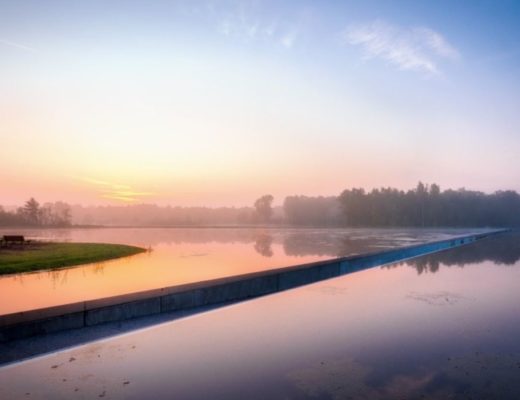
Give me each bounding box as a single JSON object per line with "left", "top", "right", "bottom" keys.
{"left": 254, "top": 233, "right": 273, "bottom": 257}
{"left": 0, "top": 227, "right": 484, "bottom": 315}
{"left": 287, "top": 351, "right": 520, "bottom": 399}
{"left": 287, "top": 357, "right": 439, "bottom": 399}
{"left": 393, "top": 231, "right": 520, "bottom": 274}
{"left": 2, "top": 234, "right": 520, "bottom": 399}
{"left": 0, "top": 227, "right": 483, "bottom": 256}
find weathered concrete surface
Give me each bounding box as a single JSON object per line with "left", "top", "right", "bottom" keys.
{"left": 0, "top": 230, "right": 507, "bottom": 342}
{"left": 85, "top": 298, "right": 161, "bottom": 326}
{"left": 0, "top": 312, "right": 84, "bottom": 343}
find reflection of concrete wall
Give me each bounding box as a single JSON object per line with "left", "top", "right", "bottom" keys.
{"left": 0, "top": 230, "right": 505, "bottom": 342}
{"left": 390, "top": 231, "right": 520, "bottom": 274}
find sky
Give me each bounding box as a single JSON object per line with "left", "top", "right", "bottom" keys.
{"left": 1, "top": 0, "right": 519, "bottom": 206}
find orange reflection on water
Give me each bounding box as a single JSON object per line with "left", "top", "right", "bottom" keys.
{"left": 0, "top": 227, "right": 475, "bottom": 315}
{"left": 0, "top": 241, "right": 328, "bottom": 315}
{"left": 3, "top": 250, "right": 520, "bottom": 400}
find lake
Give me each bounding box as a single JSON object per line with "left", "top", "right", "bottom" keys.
{"left": 0, "top": 227, "right": 481, "bottom": 315}
{"left": 0, "top": 231, "right": 519, "bottom": 399}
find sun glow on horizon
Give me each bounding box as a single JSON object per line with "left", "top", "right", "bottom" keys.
{"left": 1, "top": 1, "right": 520, "bottom": 206}
{"left": 75, "top": 177, "right": 155, "bottom": 203}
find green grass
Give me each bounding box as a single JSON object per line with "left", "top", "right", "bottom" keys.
{"left": 0, "top": 242, "right": 146, "bottom": 275}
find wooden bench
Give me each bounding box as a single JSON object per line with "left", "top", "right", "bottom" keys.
{"left": 1, "top": 235, "right": 25, "bottom": 246}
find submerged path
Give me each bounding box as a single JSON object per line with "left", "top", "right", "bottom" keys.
{"left": 0, "top": 227, "right": 483, "bottom": 316}
{"left": 0, "top": 229, "right": 507, "bottom": 347}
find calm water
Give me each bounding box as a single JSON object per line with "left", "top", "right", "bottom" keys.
{"left": 0, "top": 228, "right": 479, "bottom": 315}
{"left": 1, "top": 232, "right": 519, "bottom": 399}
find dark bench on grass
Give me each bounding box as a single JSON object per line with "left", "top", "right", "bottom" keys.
{"left": 1, "top": 235, "right": 26, "bottom": 246}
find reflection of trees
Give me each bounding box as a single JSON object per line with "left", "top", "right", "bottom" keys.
{"left": 282, "top": 233, "right": 406, "bottom": 258}
{"left": 2, "top": 227, "right": 485, "bottom": 261}
{"left": 92, "top": 262, "right": 106, "bottom": 274}
{"left": 283, "top": 234, "right": 342, "bottom": 257}
{"left": 254, "top": 234, "right": 273, "bottom": 257}
{"left": 12, "top": 274, "right": 25, "bottom": 286}
{"left": 282, "top": 231, "right": 520, "bottom": 274}
{"left": 4, "top": 262, "right": 107, "bottom": 289}
{"left": 408, "top": 258, "right": 441, "bottom": 274}
{"left": 44, "top": 261, "right": 107, "bottom": 287}
{"left": 48, "top": 269, "right": 69, "bottom": 287}
{"left": 393, "top": 232, "right": 520, "bottom": 274}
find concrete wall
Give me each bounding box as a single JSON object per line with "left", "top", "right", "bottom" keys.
{"left": 0, "top": 230, "right": 505, "bottom": 342}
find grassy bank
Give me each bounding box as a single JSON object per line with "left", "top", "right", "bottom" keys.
{"left": 0, "top": 242, "right": 146, "bottom": 275}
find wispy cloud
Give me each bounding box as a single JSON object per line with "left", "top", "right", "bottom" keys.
{"left": 414, "top": 27, "right": 459, "bottom": 60}
{"left": 343, "top": 20, "right": 459, "bottom": 75}
{"left": 79, "top": 177, "right": 154, "bottom": 203}
{"left": 81, "top": 177, "right": 131, "bottom": 190}
{"left": 0, "top": 39, "right": 37, "bottom": 53}
{"left": 214, "top": 3, "right": 301, "bottom": 49}
{"left": 101, "top": 190, "right": 155, "bottom": 203}
{"left": 217, "top": 14, "right": 281, "bottom": 42}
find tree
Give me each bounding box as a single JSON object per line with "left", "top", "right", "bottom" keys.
{"left": 39, "top": 202, "right": 72, "bottom": 227}
{"left": 254, "top": 195, "right": 274, "bottom": 222}
{"left": 21, "top": 198, "right": 40, "bottom": 225}
{"left": 283, "top": 195, "right": 340, "bottom": 225}
{"left": 38, "top": 204, "right": 54, "bottom": 226}
{"left": 338, "top": 188, "right": 366, "bottom": 226}
{"left": 52, "top": 201, "right": 72, "bottom": 226}
{"left": 416, "top": 181, "right": 428, "bottom": 227}
{"left": 336, "top": 182, "right": 520, "bottom": 228}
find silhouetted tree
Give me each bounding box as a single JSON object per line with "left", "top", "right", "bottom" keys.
{"left": 335, "top": 183, "right": 520, "bottom": 227}
{"left": 284, "top": 196, "right": 340, "bottom": 225}
{"left": 0, "top": 199, "right": 72, "bottom": 227}
{"left": 51, "top": 201, "right": 72, "bottom": 226}
{"left": 20, "top": 197, "right": 40, "bottom": 225}
{"left": 254, "top": 195, "right": 274, "bottom": 222}
{"left": 1, "top": 185, "right": 519, "bottom": 228}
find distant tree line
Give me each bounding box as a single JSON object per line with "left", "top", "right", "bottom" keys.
{"left": 0, "top": 198, "right": 71, "bottom": 227}
{"left": 2, "top": 183, "right": 519, "bottom": 227}
{"left": 336, "top": 183, "right": 520, "bottom": 227}
{"left": 283, "top": 196, "right": 341, "bottom": 225}
{"left": 68, "top": 204, "right": 280, "bottom": 226}
{"left": 283, "top": 182, "right": 520, "bottom": 227}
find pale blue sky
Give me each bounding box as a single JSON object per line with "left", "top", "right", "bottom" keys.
{"left": 1, "top": 1, "right": 519, "bottom": 205}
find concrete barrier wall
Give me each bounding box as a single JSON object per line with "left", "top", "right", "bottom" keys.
{"left": 0, "top": 230, "right": 506, "bottom": 342}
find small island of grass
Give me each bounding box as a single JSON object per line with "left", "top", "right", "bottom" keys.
{"left": 0, "top": 242, "right": 147, "bottom": 275}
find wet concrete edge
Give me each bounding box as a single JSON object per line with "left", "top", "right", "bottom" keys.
{"left": 0, "top": 229, "right": 508, "bottom": 342}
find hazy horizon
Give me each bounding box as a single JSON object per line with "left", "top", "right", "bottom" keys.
{"left": 2, "top": 182, "right": 519, "bottom": 209}
{"left": 2, "top": 1, "right": 520, "bottom": 206}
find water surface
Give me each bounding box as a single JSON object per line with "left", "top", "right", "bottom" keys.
{"left": 0, "top": 227, "right": 480, "bottom": 315}
{"left": 0, "top": 232, "right": 519, "bottom": 399}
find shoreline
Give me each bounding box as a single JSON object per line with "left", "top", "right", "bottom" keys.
{"left": 0, "top": 242, "right": 147, "bottom": 276}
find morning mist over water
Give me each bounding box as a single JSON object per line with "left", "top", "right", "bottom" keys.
{"left": 2, "top": 183, "right": 520, "bottom": 228}
{"left": 1, "top": 1, "right": 520, "bottom": 399}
